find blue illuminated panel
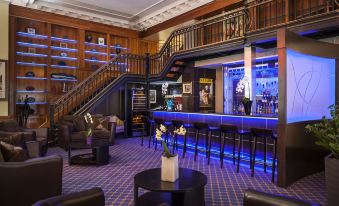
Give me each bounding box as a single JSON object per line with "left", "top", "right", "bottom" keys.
{"left": 16, "top": 62, "right": 47, "bottom": 67}
{"left": 16, "top": 76, "right": 48, "bottom": 80}
{"left": 17, "top": 32, "right": 48, "bottom": 39}
{"left": 84, "top": 42, "right": 107, "bottom": 47}
{"left": 51, "top": 37, "right": 77, "bottom": 43}
{"left": 84, "top": 59, "right": 107, "bottom": 64}
{"left": 50, "top": 65, "right": 77, "bottom": 70}
{"left": 16, "top": 52, "right": 48, "bottom": 57}
{"left": 50, "top": 46, "right": 78, "bottom": 52}
{"left": 16, "top": 90, "right": 47, "bottom": 93}
{"left": 85, "top": 51, "right": 107, "bottom": 56}
{"left": 51, "top": 56, "right": 78, "bottom": 61}
{"left": 17, "top": 42, "right": 48, "bottom": 49}
{"left": 16, "top": 102, "right": 48, "bottom": 105}
{"left": 286, "top": 49, "right": 335, "bottom": 123}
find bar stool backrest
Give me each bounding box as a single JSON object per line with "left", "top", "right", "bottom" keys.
{"left": 172, "top": 120, "right": 183, "bottom": 128}
{"left": 154, "top": 118, "right": 164, "bottom": 125}
{"left": 193, "top": 122, "right": 208, "bottom": 130}
{"left": 251, "top": 128, "right": 273, "bottom": 138}
{"left": 220, "top": 124, "right": 238, "bottom": 133}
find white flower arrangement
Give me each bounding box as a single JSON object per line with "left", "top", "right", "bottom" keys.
{"left": 174, "top": 126, "right": 186, "bottom": 136}
{"left": 84, "top": 113, "right": 94, "bottom": 138}
{"left": 155, "top": 125, "right": 174, "bottom": 158}
{"left": 160, "top": 124, "right": 167, "bottom": 133}
{"left": 236, "top": 76, "right": 251, "bottom": 103}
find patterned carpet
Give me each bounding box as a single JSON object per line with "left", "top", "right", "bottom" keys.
{"left": 48, "top": 138, "right": 326, "bottom": 206}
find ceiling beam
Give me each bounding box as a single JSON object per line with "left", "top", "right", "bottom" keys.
{"left": 139, "top": 0, "right": 242, "bottom": 38}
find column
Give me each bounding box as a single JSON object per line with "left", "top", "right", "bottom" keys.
{"left": 244, "top": 45, "right": 256, "bottom": 112}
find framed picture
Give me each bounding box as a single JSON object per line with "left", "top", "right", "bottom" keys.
{"left": 199, "top": 78, "right": 214, "bottom": 107}
{"left": 28, "top": 47, "right": 36, "bottom": 54}
{"left": 0, "top": 60, "right": 7, "bottom": 99}
{"left": 60, "top": 42, "right": 68, "bottom": 48}
{"left": 98, "top": 37, "right": 105, "bottom": 45}
{"left": 149, "top": 90, "right": 156, "bottom": 103}
{"left": 182, "top": 82, "right": 192, "bottom": 94}
{"left": 26, "top": 27, "right": 36, "bottom": 34}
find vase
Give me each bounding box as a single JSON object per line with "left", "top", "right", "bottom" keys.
{"left": 161, "top": 154, "right": 179, "bottom": 182}
{"left": 242, "top": 101, "right": 253, "bottom": 115}
{"left": 325, "top": 154, "right": 339, "bottom": 206}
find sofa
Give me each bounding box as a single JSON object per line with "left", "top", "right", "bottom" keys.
{"left": 58, "top": 114, "right": 120, "bottom": 150}
{"left": 243, "top": 189, "right": 317, "bottom": 206}
{"left": 0, "top": 119, "right": 48, "bottom": 157}
{"left": 0, "top": 155, "right": 63, "bottom": 206}
{"left": 33, "top": 187, "right": 105, "bottom": 206}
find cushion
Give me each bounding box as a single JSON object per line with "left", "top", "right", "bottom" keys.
{"left": 0, "top": 120, "right": 23, "bottom": 132}
{"left": 72, "top": 115, "right": 86, "bottom": 132}
{"left": 0, "top": 133, "right": 26, "bottom": 149}
{"left": 92, "top": 116, "right": 108, "bottom": 130}
{"left": 0, "top": 141, "right": 28, "bottom": 162}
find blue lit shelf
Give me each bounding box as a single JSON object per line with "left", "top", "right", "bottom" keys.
{"left": 16, "top": 90, "right": 47, "bottom": 93}
{"left": 51, "top": 55, "right": 78, "bottom": 61}
{"left": 16, "top": 62, "right": 47, "bottom": 67}
{"left": 51, "top": 78, "right": 77, "bottom": 82}
{"left": 84, "top": 59, "right": 107, "bottom": 64}
{"left": 85, "top": 50, "right": 108, "bottom": 56}
{"left": 16, "top": 102, "right": 48, "bottom": 105}
{"left": 17, "top": 42, "right": 48, "bottom": 49}
{"left": 50, "top": 46, "right": 78, "bottom": 52}
{"left": 84, "top": 42, "right": 107, "bottom": 47}
{"left": 110, "top": 54, "right": 117, "bottom": 57}
{"left": 110, "top": 45, "right": 128, "bottom": 50}
{"left": 16, "top": 76, "right": 48, "bottom": 80}
{"left": 17, "top": 32, "right": 48, "bottom": 39}
{"left": 50, "top": 65, "right": 78, "bottom": 70}
{"left": 51, "top": 37, "right": 77, "bottom": 43}
{"left": 16, "top": 52, "right": 48, "bottom": 58}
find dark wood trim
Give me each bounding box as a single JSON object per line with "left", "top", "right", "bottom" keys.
{"left": 0, "top": 59, "right": 8, "bottom": 101}
{"left": 8, "top": 16, "right": 16, "bottom": 117}
{"left": 139, "top": 0, "right": 242, "bottom": 38}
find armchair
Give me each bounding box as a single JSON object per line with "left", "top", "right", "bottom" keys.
{"left": 33, "top": 187, "right": 105, "bottom": 206}
{"left": 0, "top": 155, "right": 63, "bottom": 206}
{"left": 0, "top": 119, "right": 48, "bottom": 157}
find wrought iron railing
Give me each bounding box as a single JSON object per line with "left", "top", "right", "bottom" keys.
{"left": 50, "top": 0, "right": 338, "bottom": 128}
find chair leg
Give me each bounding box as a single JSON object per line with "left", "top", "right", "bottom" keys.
{"left": 264, "top": 137, "right": 267, "bottom": 173}
{"left": 172, "top": 133, "right": 177, "bottom": 154}
{"left": 272, "top": 139, "right": 277, "bottom": 183}
{"left": 208, "top": 131, "right": 212, "bottom": 165}
{"left": 183, "top": 132, "right": 187, "bottom": 158}
{"left": 249, "top": 135, "right": 252, "bottom": 168}
{"left": 194, "top": 130, "right": 199, "bottom": 161}
{"left": 220, "top": 133, "right": 225, "bottom": 168}
{"left": 205, "top": 130, "right": 208, "bottom": 158}
{"left": 232, "top": 133, "right": 236, "bottom": 165}
{"left": 148, "top": 125, "right": 152, "bottom": 148}
{"left": 237, "top": 135, "right": 242, "bottom": 173}
{"left": 251, "top": 137, "right": 257, "bottom": 177}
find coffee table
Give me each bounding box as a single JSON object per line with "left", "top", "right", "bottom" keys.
{"left": 134, "top": 168, "right": 207, "bottom": 206}
{"left": 68, "top": 137, "right": 110, "bottom": 166}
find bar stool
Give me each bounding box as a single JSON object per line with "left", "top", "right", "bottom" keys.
{"left": 181, "top": 122, "right": 193, "bottom": 158}
{"left": 207, "top": 125, "right": 220, "bottom": 165}
{"left": 236, "top": 129, "right": 252, "bottom": 173}
{"left": 171, "top": 120, "right": 183, "bottom": 153}
{"left": 192, "top": 122, "right": 209, "bottom": 161}
{"left": 250, "top": 128, "right": 277, "bottom": 183}
{"left": 147, "top": 118, "right": 155, "bottom": 148}
{"left": 219, "top": 124, "right": 238, "bottom": 168}
{"left": 140, "top": 116, "right": 148, "bottom": 146}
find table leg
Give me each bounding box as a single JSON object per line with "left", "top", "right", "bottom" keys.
{"left": 134, "top": 185, "right": 138, "bottom": 206}
{"left": 184, "top": 187, "right": 205, "bottom": 206}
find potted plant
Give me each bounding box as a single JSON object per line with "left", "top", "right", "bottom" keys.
{"left": 236, "top": 76, "right": 252, "bottom": 115}
{"left": 305, "top": 105, "right": 339, "bottom": 206}
{"left": 156, "top": 124, "right": 179, "bottom": 182}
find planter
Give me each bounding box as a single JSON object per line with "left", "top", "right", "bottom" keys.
{"left": 325, "top": 154, "right": 339, "bottom": 206}
{"left": 242, "top": 100, "right": 253, "bottom": 115}
{"left": 161, "top": 154, "right": 179, "bottom": 182}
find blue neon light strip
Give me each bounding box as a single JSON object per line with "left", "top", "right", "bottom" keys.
{"left": 110, "top": 54, "right": 117, "bottom": 57}
{"left": 16, "top": 90, "right": 47, "bottom": 93}
{"left": 50, "top": 65, "right": 78, "bottom": 70}
{"left": 16, "top": 62, "right": 47, "bottom": 67}
{"left": 51, "top": 37, "right": 77, "bottom": 43}
{"left": 17, "top": 42, "right": 48, "bottom": 49}
{"left": 50, "top": 46, "right": 78, "bottom": 52}
{"left": 85, "top": 50, "right": 107, "bottom": 56}
{"left": 84, "top": 42, "right": 107, "bottom": 47}
{"left": 112, "top": 62, "right": 127, "bottom": 65}
{"left": 16, "top": 52, "right": 48, "bottom": 57}
{"left": 50, "top": 55, "right": 78, "bottom": 61}
{"left": 16, "top": 102, "right": 48, "bottom": 105}
{"left": 16, "top": 76, "right": 48, "bottom": 80}
{"left": 223, "top": 55, "right": 278, "bottom": 66}
{"left": 84, "top": 59, "right": 107, "bottom": 63}
{"left": 110, "top": 45, "right": 128, "bottom": 50}
{"left": 17, "top": 32, "right": 48, "bottom": 39}
{"left": 51, "top": 78, "right": 77, "bottom": 82}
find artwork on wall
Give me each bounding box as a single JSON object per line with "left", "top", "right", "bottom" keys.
{"left": 0, "top": 60, "right": 7, "bottom": 99}
{"left": 199, "top": 78, "right": 213, "bottom": 107}
{"left": 182, "top": 82, "right": 192, "bottom": 94}
{"left": 149, "top": 90, "right": 156, "bottom": 103}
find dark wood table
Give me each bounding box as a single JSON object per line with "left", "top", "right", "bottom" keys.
{"left": 68, "top": 137, "right": 110, "bottom": 166}
{"left": 134, "top": 168, "right": 207, "bottom": 206}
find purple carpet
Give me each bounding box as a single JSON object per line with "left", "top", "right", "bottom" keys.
{"left": 48, "top": 138, "right": 326, "bottom": 206}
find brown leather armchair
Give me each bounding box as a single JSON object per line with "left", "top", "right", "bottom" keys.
{"left": 0, "top": 119, "right": 48, "bottom": 156}
{"left": 58, "top": 115, "right": 114, "bottom": 150}
{"left": 33, "top": 187, "right": 105, "bottom": 206}
{"left": 0, "top": 155, "right": 63, "bottom": 206}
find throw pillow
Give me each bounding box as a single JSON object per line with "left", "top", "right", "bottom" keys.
{"left": 72, "top": 115, "right": 86, "bottom": 131}
{"left": 0, "top": 133, "right": 26, "bottom": 149}
{"left": 0, "top": 141, "right": 28, "bottom": 162}
{"left": 92, "top": 116, "right": 108, "bottom": 130}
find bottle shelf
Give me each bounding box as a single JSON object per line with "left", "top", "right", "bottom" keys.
{"left": 110, "top": 45, "right": 128, "bottom": 50}
{"left": 16, "top": 76, "right": 48, "bottom": 80}
{"left": 85, "top": 50, "right": 108, "bottom": 56}
{"left": 85, "top": 59, "right": 107, "bottom": 64}
{"left": 16, "top": 52, "right": 48, "bottom": 58}
{"left": 17, "top": 32, "right": 48, "bottom": 39}
{"left": 16, "top": 90, "right": 48, "bottom": 93}
{"left": 51, "top": 78, "right": 77, "bottom": 82}
{"left": 50, "top": 55, "right": 78, "bottom": 61}
{"left": 16, "top": 62, "right": 47, "bottom": 67}
{"left": 51, "top": 37, "right": 77, "bottom": 43}
{"left": 84, "top": 42, "right": 107, "bottom": 47}
{"left": 50, "top": 46, "right": 78, "bottom": 52}
{"left": 17, "top": 42, "right": 48, "bottom": 49}
{"left": 50, "top": 65, "right": 78, "bottom": 70}
{"left": 16, "top": 102, "right": 48, "bottom": 105}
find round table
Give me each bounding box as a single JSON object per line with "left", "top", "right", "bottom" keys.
{"left": 134, "top": 168, "right": 207, "bottom": 206}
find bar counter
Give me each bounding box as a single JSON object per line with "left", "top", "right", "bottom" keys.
{"left": 151, "top": 111, "right": 278, "bottom": 131}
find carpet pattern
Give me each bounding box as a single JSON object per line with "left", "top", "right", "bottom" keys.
{"left": 48, "top": 138, "right": 326, "bottom": 206}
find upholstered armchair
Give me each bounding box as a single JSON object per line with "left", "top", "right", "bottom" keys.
{"left": 0, "top": 119, "right": 48, "bottom": 157}
{"left": 0, "top": 155, "right": 63, "bottom": 206}
{"left": 33, "top": 187, "right": 105, "bottom": 206}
